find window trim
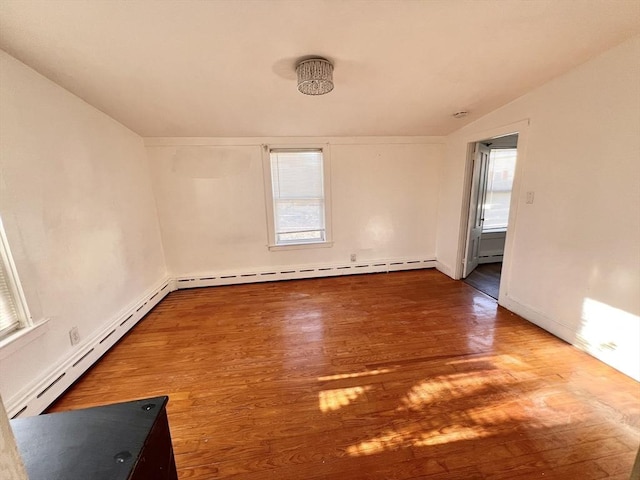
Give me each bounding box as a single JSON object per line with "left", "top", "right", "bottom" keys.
{"left": 0, "top": 217, "right": 32, "bottom": 343}
{"left": 481, "top": 227, "right": 507, "bottom": 234}
{"left": 262, "top": 144, "right": 333, "bottom": 251}
{"left": 0, "top": 319, "right": 49, "bottom": 360}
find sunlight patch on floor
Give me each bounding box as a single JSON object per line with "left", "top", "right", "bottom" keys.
{"left": 447, "top": 354, "right": 525, "bottom": 368}
{"left": 318, "top": 368, "right": 392, "bottom": 382}
{"left": 398, "top": 369, "right": 515, "bottom": 412}
{"left": 319, "top": 385, "right": 372, "bottom": 413}
{"left": 345, "top": 354, "right": 570, "bottom": 457}
{"left": 412, "top": 425, "right": 492, "bottom": 447}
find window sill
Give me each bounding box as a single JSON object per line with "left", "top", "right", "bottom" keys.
{"left": 0, "top": 319, "right": 50, "bottom": 360}
{"left": 268, "top": 241, "right": 334, "bottom": 252}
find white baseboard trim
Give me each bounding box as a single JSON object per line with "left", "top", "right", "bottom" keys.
{"left": 7, "top": 276, "right": 174, "bottom": 419}
{"left": 435, "top": 261, "right": 455, "bottom": 279}
{"left": 499, "top": 294, "right": 577, "bottom": 344}
{"left": 175, "top": 257, "right": 436, "bottom": 289}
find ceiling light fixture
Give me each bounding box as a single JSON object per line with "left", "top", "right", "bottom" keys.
{"left": 296, "top": 58, "right": 334, "bottom": 95}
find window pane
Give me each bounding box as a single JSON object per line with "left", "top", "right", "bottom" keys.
{"left": 483, "top": 149, "right": 517, "bottom": 231}
{"left": 271, "top": 151, "right": 323, "bottom": 199}
{"left": 270, "top": 149, "right": 326, "bottom": 245}
{"left": 274, "top": 199, "right": 324, "bottom": 234}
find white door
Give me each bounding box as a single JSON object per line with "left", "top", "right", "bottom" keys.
{"left": 463, "top": 143, "right": 490, "bottom": 278}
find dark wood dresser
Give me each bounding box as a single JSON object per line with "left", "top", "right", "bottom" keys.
{"left": 10, "top": 396, "right": 178, "bottom": 480}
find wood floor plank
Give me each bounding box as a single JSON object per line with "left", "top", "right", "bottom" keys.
{"left": 47, "top": 270, "right": 640, "bottom": 479}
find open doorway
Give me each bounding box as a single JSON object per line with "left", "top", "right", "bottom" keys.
{"left": 462, "top": 133, "right": 518, "bottom": 299}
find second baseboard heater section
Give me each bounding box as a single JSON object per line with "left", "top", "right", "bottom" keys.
{"left": 7, "top": 277, "right": 174, "bottom": 419}
{"left": 175, "top": 258, "right": 436, "bottom": 289}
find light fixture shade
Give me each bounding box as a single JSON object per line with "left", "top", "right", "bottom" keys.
{"left": 296, "top": 58, "right": 334, "bottom": 95}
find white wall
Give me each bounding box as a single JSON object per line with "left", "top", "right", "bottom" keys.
{"left": 0, "top": 51, "right": 167, "bottom": 405}
{"left": 437, "top": 36, "right": 640, "bottom": 380}
{"left": 147, "top": 138, "right": 444, "bottom": 276}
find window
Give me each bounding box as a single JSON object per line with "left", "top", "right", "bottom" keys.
{"left": 264, "top": 146, "right": 331, "bottom": 249}
{"left": 0, "top": 218, "right": 30, "bottom": 341}
{"left": 482, "top": 148, "right": 517, "bottom": 231}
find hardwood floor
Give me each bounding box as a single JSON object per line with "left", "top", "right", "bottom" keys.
{"left": 47, "top": 270, "right": 640, "bottom": 479}
{"left": 463, "top": 263, "right": 502, "bottom": 299}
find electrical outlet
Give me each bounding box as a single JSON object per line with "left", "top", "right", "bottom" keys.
{"left": 69, "top": 326, "right": 80, "bottom": 346}
{"left": 526, "top": 191, "right": 535, "bottom": 204}
{"left": 350, "top": 253, "right": 357, "bottom": 262}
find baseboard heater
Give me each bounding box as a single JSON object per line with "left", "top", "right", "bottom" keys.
{"left": 478, "top": 254, "right": 503, "bottom": 264}
{"left": 7, "top": 277, "right": 174, "bottom": 419}
{"left": 175, "top": 258, "right": 436, "bottom": 289}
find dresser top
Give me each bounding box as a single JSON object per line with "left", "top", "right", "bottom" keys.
{"left": 11, "top": 396, "right": 169, "bottom": 480}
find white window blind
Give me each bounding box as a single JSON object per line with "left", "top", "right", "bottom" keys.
{"left": 483, "top": 148, "right": 517, "bottom": 231}
{"left": 0, "top": 250, "right": 21, "bottom": 338}
{"left": 270, "top": 149, "right": 326, "bottom": 245}
{"left": 0, "top": 218, "right": 28, "bottom": 341}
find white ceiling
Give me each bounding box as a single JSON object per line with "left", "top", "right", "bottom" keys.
{"left": 1, "top": 0, "right": 639, "bottom": 137}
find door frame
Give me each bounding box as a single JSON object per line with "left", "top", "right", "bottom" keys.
{"left": 455, "top": 119, "right": 530, "bottom": 304}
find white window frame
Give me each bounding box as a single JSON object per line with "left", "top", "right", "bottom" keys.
{"left": 262, "top": 144, "right": 333, "bottom": 251}
{"left": 0, "top": 217, "right": 32, "bottom": 344}
{"left": 481, "top": 147, "right": 517, "bottom": 233}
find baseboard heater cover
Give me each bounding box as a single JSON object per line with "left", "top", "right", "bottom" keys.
{"left": 175, "top": 258, "right": 436, "bottom": 289}
{"left": 7, "top": 277, "right": 174, "bottom": 419}
{"left": 478, "top": 254, "right": 503, "bottom": 264}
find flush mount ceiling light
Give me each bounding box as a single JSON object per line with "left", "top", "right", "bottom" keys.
{"left": 296, "top": 58, "right": 334, "bottom": 95}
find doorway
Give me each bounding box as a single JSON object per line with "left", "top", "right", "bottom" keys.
{"left": 462, "top": 133, "right": 518, "bottom": 299}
